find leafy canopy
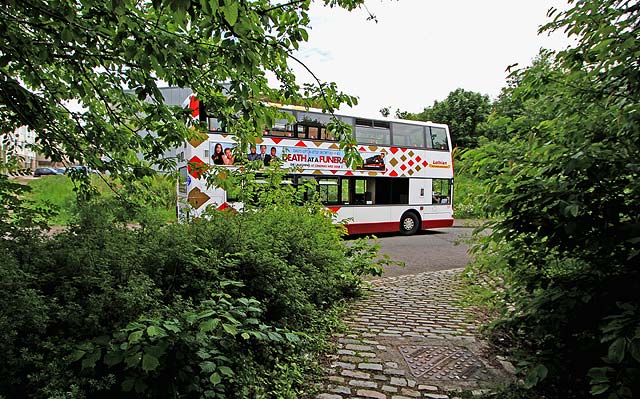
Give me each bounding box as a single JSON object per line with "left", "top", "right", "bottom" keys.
{"left": 1, "top": 0, "right": 364, "bottom": 182}
{"left": 387, "top": 88, "right": 491, "bottom": 149}
{"left": 462, "top": 0, "right": 640, "bottom": 397}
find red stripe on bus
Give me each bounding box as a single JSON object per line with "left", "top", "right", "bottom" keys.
{"left": 422, "top": 219, "right": 454, "bottom": 229}
{"left": 344, "top": 219, "right": 454, "bottom": 235}
{"left": 345, "top": 222, "right": 399, "bottom": 235}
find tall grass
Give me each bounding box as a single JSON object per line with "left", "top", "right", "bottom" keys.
{"left": 454, "top": 168, "right": 488, "bottom": 219}
{"left": 24, "top": 175, "right": 177, "bottom": 226}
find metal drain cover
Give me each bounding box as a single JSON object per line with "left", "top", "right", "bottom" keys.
{"left": 398, "top": 345, "right": 486, "bottom": 380}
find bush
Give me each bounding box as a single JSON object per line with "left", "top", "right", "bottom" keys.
{"left": 0, "top": 193, "right": 380, "bottom": 398}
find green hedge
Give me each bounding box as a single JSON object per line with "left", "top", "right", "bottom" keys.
{"left": 0, "top": 197, "right": 380, "bottom": 398}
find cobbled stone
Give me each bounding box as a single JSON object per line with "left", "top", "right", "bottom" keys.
{"left": 382, "top": 385, "right": 398, "bottom": 393}
{"left": 316, "top": 269, "right": 511, "bottom": 398}
{"left": 358, "top": 363, "right": 383, "bottom": 371}
{"left": 329, "top": 386, "right": 351, "bottom": 395}
{"left": 316, "top": 394, "right": 342, "bottom": 399}
{"left": 341, "top": 370, "right": 370, "bottom": 379}
{"left": 400, "top": 388, "right": 421, "bottom": 397}
{"left": 346, "top": 344, "right": 374, "bottom": 351}
{"left": 348, "top": 380, "right": 378, "bottom": 389}
{"left": 390, "top": 377, "right": 407, "bottom": 387}
{"left": 332, "top": 362, "right": 355, "bottom": 370}
{"left": 356, "top": 390, "right": 387, "bottom": 399}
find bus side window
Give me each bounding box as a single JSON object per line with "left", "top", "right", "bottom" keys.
{"left": 430, "top": 127, "right": 449, "bottom": 150}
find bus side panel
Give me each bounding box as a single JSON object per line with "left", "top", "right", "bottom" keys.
{"left": 337, "top": 206, "right": 393, "bottom": 235}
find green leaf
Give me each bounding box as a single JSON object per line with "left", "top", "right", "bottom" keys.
{"left": 200, "top": 361, "right": 217, "bottom": 373}
{"left": 284, "top": 332, "right": 300, "bottom": 343}
{"left": 222, "top": 323, "right": 237, "bottom": 335}
{"left": 223, "top": 2, "right": 239, "bottom": 26}
{"left": 104, "top": 351, "right": 124, "bottom": 366}
{"left": 142, "top": 354, "right": 160, "bottom": 371}
{"left": 129, "top": 330, "right": 144, "bottom": 343}
{"left": 69, "top": 349, "right": 86, "bottom": 362}
{"left": 163, "top": 322, "right": 181, "bottom": 333}
{"left": 267, "top": 331, "right": 283, "bottom": 342}
{"left": 588, "top": 367, "right": 612, "bottom": 384}
{"left": 125, "top": 352, "right": 142, "bottom": 368}
{"left": 200, "top": 318, "right": 220, "bottom": 332}
{"left": 218, "top": 365, "right": 234, "bottom": 377}
{"left": 81, "top": 350, "right": 101, "bottom": 370}
{"left": 146, "top": 325, "right": 163, "bottom": 337}
{"left": 145, "top": 344, "right": 167, "bottom": 358}
{"left": 523, "top": 363, "right": 547, "bottom": 388}
{"left": 608, "top": 337, "right": 626, "bottom": 364}
{"left": 590, "top": 383, "right": 610, "bottom": 395}
{"left": 209, "top": 372, "right": 221, "bottom": 385}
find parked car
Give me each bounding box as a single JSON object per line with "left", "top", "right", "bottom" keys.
{"left": 33, "top": 167, "right": 63, "bottom": 177}
{"left": 64, "top": 165, "right": 98, "bottom": 174}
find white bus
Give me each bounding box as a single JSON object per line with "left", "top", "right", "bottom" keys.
{"left": 177, "top": 98, "right": 454, "bottom": 235}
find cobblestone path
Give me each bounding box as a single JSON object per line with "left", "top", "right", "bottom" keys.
{"left": 316, "top": 269, "right": 511, "bottom": 399}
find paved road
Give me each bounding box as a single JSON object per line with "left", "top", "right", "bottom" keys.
{"left": 370, "top": 228, "right": 475, "bottom": 278}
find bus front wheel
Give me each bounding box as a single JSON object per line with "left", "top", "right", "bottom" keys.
{"left": 400, "top": 212, "right": 420, "bottom": 235}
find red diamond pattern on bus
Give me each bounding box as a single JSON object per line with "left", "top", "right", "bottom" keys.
{"left": 345, "top": 171, "right": 353, "bottom": 176}
{"left": 359, "top": 146, "right": 367, "bottom": 152}
{"left": 189, "top": 95, "right": 200, "bottom": 118}
{"left": 272, "top": 138, "right": 283, "bottom": 144}
{"left": 295, "top": 141, "right": 307, "bottom": 147}
{"left": 408, "top": 160, "right": 415, "bottom": 167}
{"left": 389, "top": 170, "right": 398, "bottom": 177}
{"left": 400, "top": 164, "right": 407, "bottom": 171}
{"left": 217, "top": 202, "right": 231, "bottom": 210}
{"left": 415, "top": 155, "right": 422, "bottom": 163}
{"left": 188, "top": 156, "right": 207, "bottom": 178}
{"left": 390, "top": 147, "right": 399, "bottom": 154}
{"left": 327, "top": 207, "right": 341, "bottom": 213}
{"left": 423, "top": 161, "right": 429, "bottom": 167}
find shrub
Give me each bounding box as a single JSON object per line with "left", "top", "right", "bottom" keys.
{"left": 0, "top": 189, "right": 380, "bottom": 398}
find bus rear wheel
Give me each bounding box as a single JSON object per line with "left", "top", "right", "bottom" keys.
{"left": 400, "top": 212, "right": 420, "bottom": 235}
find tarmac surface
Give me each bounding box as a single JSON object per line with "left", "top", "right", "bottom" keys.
{"left": 315, "top": 222, "right": 511, "bottom": 399}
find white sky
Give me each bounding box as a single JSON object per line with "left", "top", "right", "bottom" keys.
{"left": 291, "top": 0, "right": 572, "bottom": 117}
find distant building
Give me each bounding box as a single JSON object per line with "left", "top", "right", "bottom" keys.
{"left": 1, "top": 126, "right": 40, "bottom": 169}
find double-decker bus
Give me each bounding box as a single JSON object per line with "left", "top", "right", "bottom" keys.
{"left": 177, "top": 98, "right": 454, "bottom": 235}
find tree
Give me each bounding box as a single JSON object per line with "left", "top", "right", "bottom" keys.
{"left": 463, "top": 0, "right": 640, "bottom": 397}
{"left": 0, "top": 0, "right": 363, "bottom": 187}
{"left": 399, "top": 89, "right": 491, "bottom": 148}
